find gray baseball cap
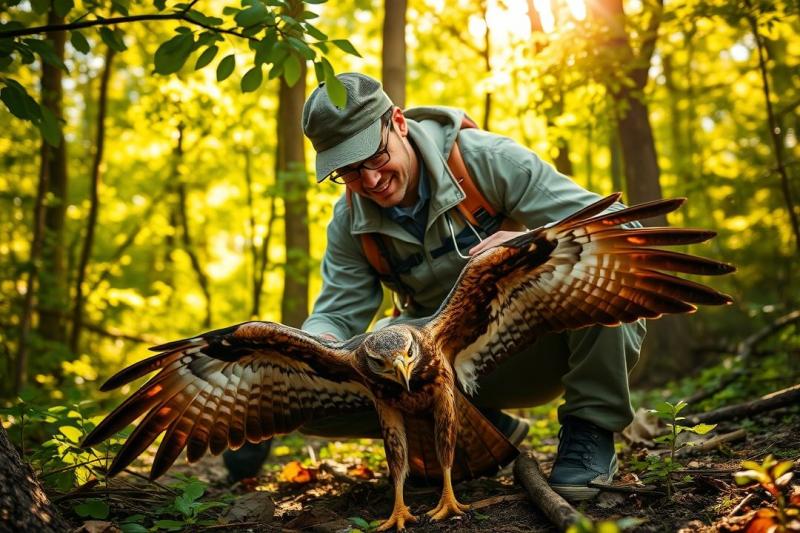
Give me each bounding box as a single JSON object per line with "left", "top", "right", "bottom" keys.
{"left": 302, "top": 73, "right": 393, "bottom": 182}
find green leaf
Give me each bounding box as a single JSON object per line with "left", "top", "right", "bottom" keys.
{"left": 194, "top": 45, "right": 218, "bottom": 70}
{"left": 53, "top": 0, "right": 74, "bottom": 17}
{"left": 279, "top": 14, "right": 299, "bottom": 27}
{"left": 241, "top": 65, "right": 263, "bottom": 92}
{"left": 325, "top": 70, "right": 346, "bottom": 108}
{"left": 282, "top": 54, "right": 300, "bottom": 86}
{"left": 153, "top": 33, "right": 195, "bottom": 74}
{"left": 313, "top": 60, "right": 324, "bottom": 84}
{"left": 303, "top": 0, "right": 327, "bottom": 3}
{"left": 186, "top": 10, "right": 223, "bottom": 26}
{"left": 287, "top": 36, "right": 314, "bottom": 60}
{"left": 303, "top": 22, "right": 327, "bottom": 41}
{"left": 70, "top": 31, "right": 91, "bottom": 54}
{"left": 183, "top": 481, "right": 205, "bottom": 501}
{"left": 23, "top": 39, "right": 68, "bottom": 71}
{"left": 99, "top": 27, "right": 127, "bottom": 52}
{"left": 74, "top": 499, "right": 110, "bottom": 519}
{"left": 216, "top": 54, "right": 235, "bottom": 81}
{"left": 153, "top": 520, "right": 186, "bottom": 529}
{"left": 330, "top": 39, "right": 361, "bottom": 57}
{"left": 154, "top": 0, "right": 166, "bottom": 10}
{"left": 235, "top": 2, "right": 268, "bottom": 27}
{"left": 348, "top": 517, "right": 370, "bottom": 529}
{"left": 1, "top": 80, "right": 41, "bottom": 120}
{"left": 688, "top": 423, "right": 716, "bottom": 435}
{"left": 39, "top": 105, "right": 61, "bottom": 147}
{"left": 120, "top": 523, "right": 148, "bottom": 533}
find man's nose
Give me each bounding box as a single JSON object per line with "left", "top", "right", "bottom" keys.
{"left": 360, "top": 168, "right": 382, "bottom": 187}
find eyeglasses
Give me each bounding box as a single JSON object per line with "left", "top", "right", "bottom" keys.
{"left": 328, "top": 121, "right": 393, "bottom": 185}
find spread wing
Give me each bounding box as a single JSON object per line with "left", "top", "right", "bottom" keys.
{"left": 82, "top": 321, "right": 373, "bottom": 479}
{"left": 425, "top": 193, "right": 735, "bottom": 394}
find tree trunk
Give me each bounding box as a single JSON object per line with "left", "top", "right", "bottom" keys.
{"left": 69, "top": 48, "right": 115, "bottom": 354}
{"left": 382, "top": 0, "right": 407, "bottom": 107}
{"left": 0, "top": 425, "right": 70, "bottom": 533}
{"left": 277, "top": 61, "right": 309, "bottom": 329}
{"left": 36, "top": 10, "right": 69, "bottom": 346}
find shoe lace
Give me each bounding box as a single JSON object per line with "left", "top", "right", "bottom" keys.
{"left": 556, "top": 424, "right": 601, "bottom": 468}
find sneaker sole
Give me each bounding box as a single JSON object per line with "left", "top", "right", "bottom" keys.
{"left": 550, "top": 460, "right": 618, "bottom": 502}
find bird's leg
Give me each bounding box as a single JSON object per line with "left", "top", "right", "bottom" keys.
{"left": 427, "top": 382, "right": 469, "bottom": 521}
{"left": 375, "top": 404, "right": 417, "bottom": 532}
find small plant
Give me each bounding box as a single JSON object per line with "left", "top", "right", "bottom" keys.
{"left": 639, "top": 400, "right": 716, "bottom": 497}
{"left": 734, "top": 455, "right": 800, "bottom": 532}
{"left": 147, "top": 475, "right": 230, "bottom": 531}
{"left": 347, "top": 515, "right": 383, "bottom": 532}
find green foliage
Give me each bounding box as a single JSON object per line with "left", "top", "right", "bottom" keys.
{"left": 638, "top": 400, "right": 717, "bottom": 497}
{"left": 347, "top": 515, "right": 382, "bottom": 532}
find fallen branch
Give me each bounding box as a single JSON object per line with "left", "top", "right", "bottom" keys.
{"left": 513, "top": 452, "right": 582, "bottom": 531}
{"left": 687, "top": 384, "right": 800, "bottom": 425}
{"left": 676, "top": 429, "right": 747, "bottom": 456}
{"left": 687, "top": 310, "right": 800, "bottom": 406}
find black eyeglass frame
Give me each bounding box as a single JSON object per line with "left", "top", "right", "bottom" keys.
{"left": 327, "top": 115, "right": 395, "bottom": 185}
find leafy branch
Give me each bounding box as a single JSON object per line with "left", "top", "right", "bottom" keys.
{"left": 0, "top": 0, "right": 360, "bottom": 145}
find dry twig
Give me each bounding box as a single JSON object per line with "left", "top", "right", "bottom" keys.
{"left": 513, "top": 451, "right": 582, "bottom": 531}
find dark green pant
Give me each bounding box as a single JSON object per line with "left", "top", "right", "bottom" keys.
{"left": 299, "top": 320, "right": 646, "bottom": 438}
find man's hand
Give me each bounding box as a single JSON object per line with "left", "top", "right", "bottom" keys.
{"left": 468, "top": 231, "right": 526, "bottom": 256}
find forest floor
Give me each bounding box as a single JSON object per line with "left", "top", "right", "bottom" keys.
{"left": 188, "top": 409, "right": 800, "bottom": 533}
{"left": 60, "top": 401, "right": 800, "bottom": 533}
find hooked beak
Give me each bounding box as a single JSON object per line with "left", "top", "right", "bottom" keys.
{"left": 393, "top": 354, "right": 414, "bottom": 392}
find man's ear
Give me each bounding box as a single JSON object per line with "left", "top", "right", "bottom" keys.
{"left": 392, "top": 107, "right": 408, "bottom": 136}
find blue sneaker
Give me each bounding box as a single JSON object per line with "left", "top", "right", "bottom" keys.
{"left": 549, "top": 417, "right": 617, "bottom": 501}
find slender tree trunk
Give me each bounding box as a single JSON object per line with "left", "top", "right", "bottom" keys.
{"left": 589, "top": 0, "right": 664, "bottom": 222}
{"left": 245, "top": 149, "right": 277, "bottom": 318}
{"left": 481, "top": 0, "right": 492, "bottom": 131}
{"left": 0, "top": 425, "right": 70, "bottom": 532}
{"left": 382, "top": 0, "right": 407, "bottom": 107}
{"left": 177, "top": 182, "right": 213, "bottom": 329}
{"left": 14, "top": 141, "right": 49, "bottom": 394}
{"left": 277, "top": 55, "right": 309, "bottom": 328}
{"left": 36, "top": 10, "right": 69, "bottom": 345}
{"left": 745, "top": 2, "right": 800, "bottom": 256}
{"left": 69, "top": 48, "right": 115, "bottom": 354}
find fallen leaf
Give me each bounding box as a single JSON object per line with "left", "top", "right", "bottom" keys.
{"left": 281, "top": 460, "right": 318, "bottom": 484}
{"left": 219, "top": 491, "right": 275, "bottom": 524}
{"left": 347, "top": 464, "right": 374, "bottom": 479}
{"left": 622, "top": 408, "right": 661, "bottom": 447}
{"left": 72, "top": 521, "right": 120, "bottom": 533}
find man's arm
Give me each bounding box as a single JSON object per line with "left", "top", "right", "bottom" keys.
{"left": 302, "top": 199, "right": 384, "bottom": 340}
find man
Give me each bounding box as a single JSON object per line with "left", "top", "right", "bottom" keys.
{"left": 228, "top": 73, "right": 646, "bottom": 501}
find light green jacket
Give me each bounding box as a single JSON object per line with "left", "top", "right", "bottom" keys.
{"left": 302, "top": 106, "right": 618, "bottom": 340}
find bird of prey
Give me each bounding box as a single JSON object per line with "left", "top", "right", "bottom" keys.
{"left": 82, "top": 193, "right": 734, "bottom": 531}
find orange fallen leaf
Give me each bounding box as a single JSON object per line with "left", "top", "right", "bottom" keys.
{"left": 347, "top": 464, "right": 374, "bottom": 479}
{"left": 280, "top": 460, "right": 318, "bottom": 484}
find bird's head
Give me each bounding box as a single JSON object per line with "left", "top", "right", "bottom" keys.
{"left": 361, "top": 326, "right": 419, "bottom": 392}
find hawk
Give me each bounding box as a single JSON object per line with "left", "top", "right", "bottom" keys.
{"left": 82, "top": 194, "right": 734, "bottom": 531}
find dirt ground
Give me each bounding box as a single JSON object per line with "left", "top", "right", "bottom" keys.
{"left": 163, "top": 408, "right": 800, "bottom": 533}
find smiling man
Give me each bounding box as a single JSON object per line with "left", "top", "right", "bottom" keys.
{"left": 295, "top": 73, "right": 646, "bottom": 501}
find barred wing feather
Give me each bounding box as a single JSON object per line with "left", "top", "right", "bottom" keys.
{"left": 82, "top": 322, "right": 372, "bottom": 479}
{"left": 426, "top": 193, "right": 735, "bottom": 395}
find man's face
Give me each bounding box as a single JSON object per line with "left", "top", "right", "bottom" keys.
{"left": 343, "top": 109, "right": 419, "bottom": 209}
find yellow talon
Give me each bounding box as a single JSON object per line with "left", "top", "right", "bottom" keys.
{"left": 426, "top": 466, "right": 469, "bottom": 521}
{"left": 376, "top": 505, "right": 417, "bottom": 531}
